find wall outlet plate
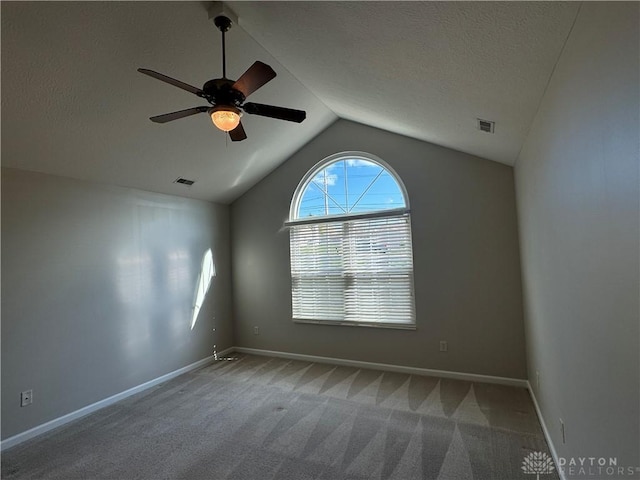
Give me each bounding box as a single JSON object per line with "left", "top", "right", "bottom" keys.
{"left": 21, "top": 390, "right": 33, "bottom": 407}
{"left": 439, "top": 340, "right": 448, "bottom": 352}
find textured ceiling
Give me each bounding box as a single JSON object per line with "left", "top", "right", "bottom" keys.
{"left": 2, "top": 2, "right": 579, "bottom": 204}
{"left": 230, "top": 1, "right": 580, "bottom": 166}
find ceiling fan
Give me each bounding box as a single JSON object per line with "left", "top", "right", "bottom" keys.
{"left": 138, "top": 15, "right": 306, "bottom": 142}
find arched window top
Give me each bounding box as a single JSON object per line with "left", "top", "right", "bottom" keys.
{"left": 290, "top": 152, "right": 409, "bottom": 221}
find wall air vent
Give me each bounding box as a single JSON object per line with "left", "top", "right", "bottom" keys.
{"left": 477, "top": 118, "right": 495, "bottom": 133}
{"left": 174, "top": 177, "right": 195, "bottom": 186}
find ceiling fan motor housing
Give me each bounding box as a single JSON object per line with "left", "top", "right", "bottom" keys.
{"left": 202, "top": 78, "right": 245, "bottom": 106}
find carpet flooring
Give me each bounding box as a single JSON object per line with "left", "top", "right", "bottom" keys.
{"left": 1, "top": 354, "right": 557, "bottom": 480}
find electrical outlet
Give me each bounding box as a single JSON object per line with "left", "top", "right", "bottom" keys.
{"left": 439, "top": 341, "right": 448, "bottom": 352}
{"left": 536, "top": 371, "right": 540, "bottom": 390}
{"left": 254, "top": 326, "right": 260, "bottom": 335}
{"left": 560, "top": 418, "right": 566, "bottom": 444}
{"left": 21, "top": 390, "right": 33, "bottom": 407}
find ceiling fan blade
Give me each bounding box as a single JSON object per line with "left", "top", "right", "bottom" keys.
{"left": 229, "top": 121, "right": 247, "bottom": 142}
{"left": 243, "top": 102, "right": 306, "bottom": 123}
{"left": 138, "top": 68, "right": 203, "bottom": 96}
{"left": 232, "top": 61, "right": 276, "bottom": 99}
{"left": 149, "top": 106, "right": 209, "bottom": 123}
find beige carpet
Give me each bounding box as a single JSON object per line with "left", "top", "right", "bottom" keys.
{"left": 2, "top": 354, "right": 557, "bottom": 479}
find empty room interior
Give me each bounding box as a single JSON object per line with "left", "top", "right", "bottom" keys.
{"left": 1, "top": 2, "right": 638, "bottom": 479}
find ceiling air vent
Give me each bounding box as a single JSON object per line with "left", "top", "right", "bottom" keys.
{"left": 477, "top": 118, "right": 495, "bottom": 133}
{"left": 174, "top": 177, "right": 195, "bottom": 186}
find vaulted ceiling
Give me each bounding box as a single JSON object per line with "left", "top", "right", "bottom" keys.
{"left": 1, "top": 2, "right": 579, "bottom": 204}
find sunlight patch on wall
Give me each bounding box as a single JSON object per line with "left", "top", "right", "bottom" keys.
{"left": 191, "top": 249, "right": 216, "bottom": 330}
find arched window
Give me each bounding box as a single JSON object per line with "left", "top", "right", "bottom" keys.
{"left": 287, "top": 152, "right": 416, "bottom": 328}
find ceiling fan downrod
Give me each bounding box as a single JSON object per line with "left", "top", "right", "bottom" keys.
{"left": 214, "top": 15, "right": 232, "bottom": 79}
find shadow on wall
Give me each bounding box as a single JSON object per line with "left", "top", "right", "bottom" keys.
{"left": 191, "top": 249, "right": 216, "bottom": 330}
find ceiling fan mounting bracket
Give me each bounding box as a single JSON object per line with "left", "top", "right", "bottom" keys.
{"left": 214, "top": 15, "right": 232, "bottom": 33}
{"left": 208, "top": 2, "right": 238, "bottom": 27}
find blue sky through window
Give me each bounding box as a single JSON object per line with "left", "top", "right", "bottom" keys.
{"left": 297, "top": 158, "right": 405, "bottom": 218}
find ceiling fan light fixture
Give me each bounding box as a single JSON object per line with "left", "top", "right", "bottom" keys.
{"left": 210, "top": 106, "right": 241, "bottom": 132}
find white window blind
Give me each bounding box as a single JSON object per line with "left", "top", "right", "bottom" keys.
{"left": 290, "top": 212, "right": 415, "bottom": 326}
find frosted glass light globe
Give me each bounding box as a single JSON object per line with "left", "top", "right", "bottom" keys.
{"left": 210, "top": 107, "right": 241, "bottom": 132}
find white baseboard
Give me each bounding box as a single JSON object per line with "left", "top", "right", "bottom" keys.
{"left": 527, "top": 381, "right": 566, "bottom": 480}
{"left": 0, "top": 347, "right": 234, "bottom": 451}
{"left": 232, "top": 347, "right": 528, "bottom": 388}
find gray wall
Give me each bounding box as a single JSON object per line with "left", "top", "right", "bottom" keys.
{"left": 1, "top": 168, "right": 232, "bottom": 439}
{"left": 515, "top": 2, "right": 639, "bottom": 471}
{"left": 231, "top": 119, "right": 527, "bottom": 379}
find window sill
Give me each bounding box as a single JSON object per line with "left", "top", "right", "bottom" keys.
{"left": 293, "top": 318, "right": 416, "bottom": 331}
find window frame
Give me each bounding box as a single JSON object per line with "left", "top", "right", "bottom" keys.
{"left": 288, "top": 152, "right": 411, "bottom": 224}
{"left": 287, "top": 151, "right": 416, "bottom": 330}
